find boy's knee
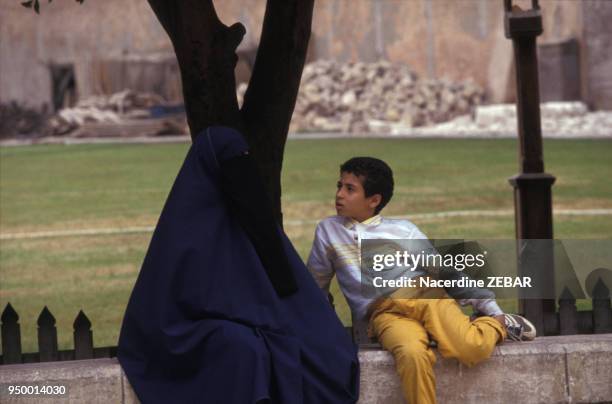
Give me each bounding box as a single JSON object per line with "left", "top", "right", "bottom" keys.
{"left": 392, "top": 342, "right": 436, "bottom": 370}
{"left": 454, "top": 339, "right": 495, "bottom": 367}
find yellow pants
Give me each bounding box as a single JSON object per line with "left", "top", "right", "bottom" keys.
{"left": 369, "top": 287, "right": 506, "bottom": 404}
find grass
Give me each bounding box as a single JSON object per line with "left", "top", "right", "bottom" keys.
{"left": 1, "top": 138, "right": 611, "bottom": 352}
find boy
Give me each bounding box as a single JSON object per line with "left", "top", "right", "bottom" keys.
{"left": 307, "top": 157, "right": 535, "bottom": 404}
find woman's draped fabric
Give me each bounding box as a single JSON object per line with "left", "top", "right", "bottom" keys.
{"left": 118, "top": 126, "right": 359, "bottom": 404}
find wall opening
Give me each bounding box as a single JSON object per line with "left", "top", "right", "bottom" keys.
{"left": 49, "top": 63, "right": 77, "bottom": 112}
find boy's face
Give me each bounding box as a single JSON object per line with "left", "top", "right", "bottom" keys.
{"left": 335, "top": 171, "right": 382, "bottom": 222}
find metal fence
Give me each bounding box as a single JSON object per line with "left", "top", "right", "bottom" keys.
{"left": 1, "top": 279, "right": 611, "bottom": 364}
{"left": 1, "top": 303, "right": 116, "bottom": 365}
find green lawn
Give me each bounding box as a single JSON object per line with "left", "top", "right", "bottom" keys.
{"left": 1, "top": 138, "right": 611, "bottom": 353}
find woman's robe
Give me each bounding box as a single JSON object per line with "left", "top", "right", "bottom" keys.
{"left": 117, "top": 126, "right": 359, "bottom": 404}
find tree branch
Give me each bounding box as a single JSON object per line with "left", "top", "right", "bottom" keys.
{"left": 242, "top": 0, "right": 314, "bottom": 142}
{"left": 240, "top": 0, "right": 315, "bottom": 221}
{"left": 145, "top": 0, "right": 315, "bottom": 224}
{"left": 146, "top": 0, "right": 177, "bottom": 38}
{"left": 147, "top": 0, "right": 245, "bottom": 139}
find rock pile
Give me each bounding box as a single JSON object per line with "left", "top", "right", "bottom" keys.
{"left": 236, "top": 60, "right": 485, "bottom": 134}
{"left": 47, "top": 90, "right": 182, "bottom": 136}
{"left": 384, "top": 101, "right": 612, "bottom": 138}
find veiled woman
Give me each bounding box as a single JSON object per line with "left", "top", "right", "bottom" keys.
{"left": 118, "top": 126, "right": 359, "bottom": 403}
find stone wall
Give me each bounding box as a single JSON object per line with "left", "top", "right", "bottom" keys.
{"left": 581, "top": 0, "right": 612, "bottom": 110}
{"left": 2, "top": 0, "right": 606, "bottom": 110}
{"left": 1, "top": 335, "right": 611, "bottom": 403}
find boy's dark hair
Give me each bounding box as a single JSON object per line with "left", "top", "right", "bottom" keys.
{"left": 340, "top": 157, "right": 394, "bottom": 214}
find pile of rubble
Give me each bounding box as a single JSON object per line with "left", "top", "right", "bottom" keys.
{"left": 47, "top": 90, "right": 186, "bottom": 137}
{"left": 393, "top": 102, "right": 612, "bottom": 138}
{"left": 236, "top": 60, "right": 485, "bottom": 134}
{"left": 0, "top": 102, "right": 48, "bottom": 139}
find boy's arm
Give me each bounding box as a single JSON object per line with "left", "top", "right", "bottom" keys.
{"left": 306, "top": 223, "right": 335, "bottom": 294}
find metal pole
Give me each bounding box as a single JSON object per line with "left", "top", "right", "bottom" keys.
{"left": 504, "top": 0, "right": 556, "bottom": 334}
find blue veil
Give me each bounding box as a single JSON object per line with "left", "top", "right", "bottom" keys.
{"left": 118, "top": 126, "right": 359, "bottom": 403}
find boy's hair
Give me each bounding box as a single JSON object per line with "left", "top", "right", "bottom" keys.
{"left": 340, "top": 157, "right": 394, "bottom": 214}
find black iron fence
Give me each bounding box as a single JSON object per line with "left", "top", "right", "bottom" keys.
{"left": 0, "top": 303, "right": 116, "bottom": 365}
{"left": 548, "top": 282, "right": 612, "bottom": 335}
{"left": 1, "top": 278, "right": 610, "bottom": 363}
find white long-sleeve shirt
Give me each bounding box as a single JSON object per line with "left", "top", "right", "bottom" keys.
{"left": 306, "top": 215, "right": 503, "bottom": 320}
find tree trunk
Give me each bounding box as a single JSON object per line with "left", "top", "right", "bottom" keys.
{"left": 146, "top": 0, "right": 314, "bottom": 224}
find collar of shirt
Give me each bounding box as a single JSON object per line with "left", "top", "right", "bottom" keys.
{"left": 342, "top": 214, "right": 383, "bottom": 230}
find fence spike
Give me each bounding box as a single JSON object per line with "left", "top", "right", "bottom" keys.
{"left": 559, "top": 287, "right": 578, "bottom": 335}
{"left": 73, "top": 310, "right": 94, "bottom": 360}
{"left": 593, "top": 277, "right": 610, "bottom": 299}
{"left": 1, "top": 302, "right": 19, "bottom": 323}
{"left": 37, "top": 306, "right": 58, "bottom": 362}
{"left": 593, "top": 277, "right": 612, "bottom": 334}
{"left": 37, "top": 306, "right": 56, "bottom": 327}
{"left": 559, "top": 287, "right": 576, "bottom": 301}
{"left": 1, "top": 302, "right": 23, "bottom": 364}
{"left": 73, "top": 310, "right": 92, "bottom": 329}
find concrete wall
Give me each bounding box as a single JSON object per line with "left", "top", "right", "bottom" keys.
{"left": 581, "top": 0, "right": 612, "bottom": 110}
{"left": 1, "top": 0, "right": 607, "bottom": 110}
{"left": 1, "top": 335, "right": 611, "bottom": 403}
{"left": 0, "top": 1, "right": 172, "bottom": 109}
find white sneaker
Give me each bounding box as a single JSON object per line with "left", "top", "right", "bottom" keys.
{"left": 502, "top": 314, "right": 537, "bottom": 341}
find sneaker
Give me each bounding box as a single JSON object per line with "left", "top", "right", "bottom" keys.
{"left": 502, "top": 314, "right": 537, "bottom": 341}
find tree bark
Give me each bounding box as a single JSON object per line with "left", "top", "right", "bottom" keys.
{"left": 146, "top": 0, "right": 314, "bottom": 224}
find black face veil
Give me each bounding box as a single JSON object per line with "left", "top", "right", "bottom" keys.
{"left": 118, "top": 126, "right": 359, "bottom": 404}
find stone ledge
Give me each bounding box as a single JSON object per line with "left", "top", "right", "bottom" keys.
{"left": 0, "top": 358, "right": 122, "bottom": 404}
{"left": 360, "top": 334, "right": 612, "bottom": 404}
{"left": 1, "top": 335, "right": 611, "bottom": 403}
